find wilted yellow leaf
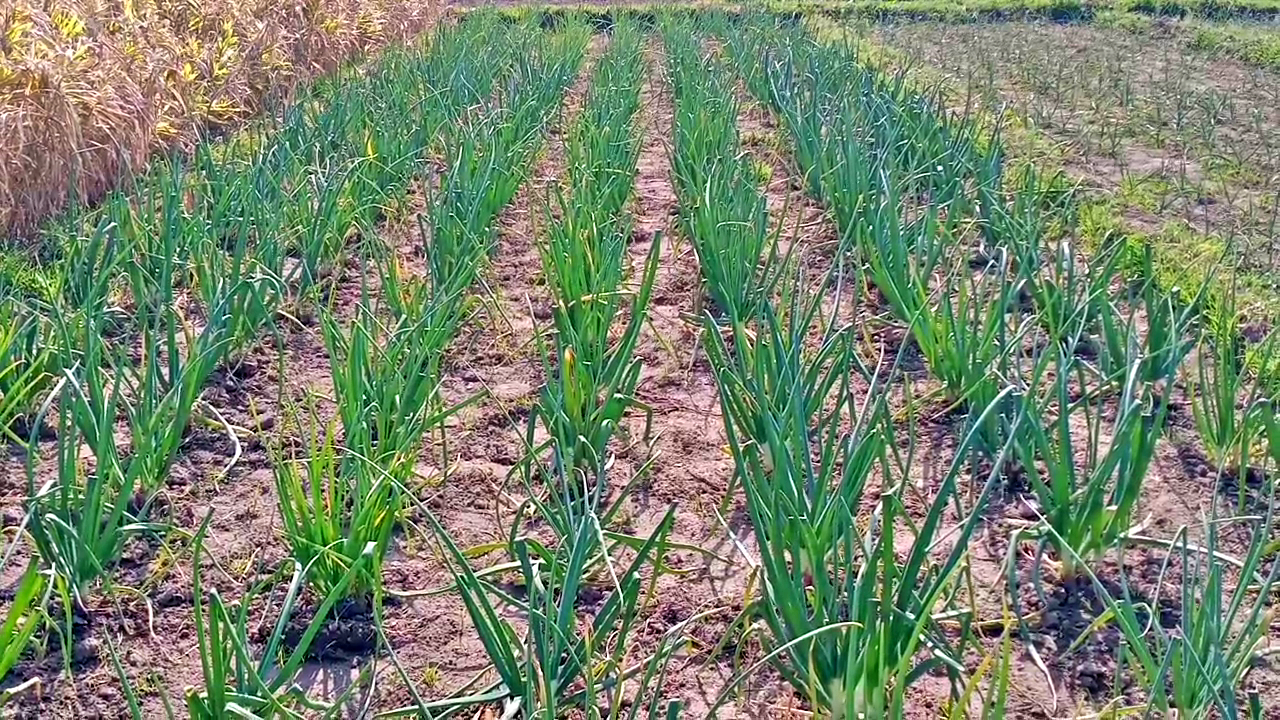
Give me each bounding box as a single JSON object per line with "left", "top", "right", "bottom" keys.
{"left": 52, "top": 9, "right": 87, "bottom": 40}
{"left": 6, "top": 20, "right": 34, "bottom": 46}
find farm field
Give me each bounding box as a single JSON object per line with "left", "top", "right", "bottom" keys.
{"left": 867, "top": 15, "right": 1280, "bottom": 319}
{"left": 0, "top": 5, "right": 1279, "bottom": 720}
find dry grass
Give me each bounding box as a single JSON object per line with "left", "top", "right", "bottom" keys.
{"left": 0, "top": 0, "right": 437, "bottom": 241}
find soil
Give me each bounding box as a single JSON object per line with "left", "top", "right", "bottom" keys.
{"left": 1, "top": 12, "right": 1278, "bottom": 720}
{"left": 1016, "top": 557, "right": 1182, "bottom": 698}
{"left": 280, "top": 598, "right": 381, "bottom": 662}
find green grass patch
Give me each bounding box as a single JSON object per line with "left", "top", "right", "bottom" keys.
{"left": 1189, "top": 20, "right": 1280, "bottom": 67}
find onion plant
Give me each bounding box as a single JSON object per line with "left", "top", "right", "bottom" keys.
{"left": 1191, "top": 283, "right": 1274, "bottom": 481}
{"left": 422, "top": 503, "right": 675, "bottom": 718}
{"left": 533, "top": 235, "right": 660, "bottom": 520}
{"left": 533, "top": 23, "right": 654, "bottom": 523}
{"left": 1014, "top": 232, "right": 1120, "bottom": 360}
{"left": 1095, "top": 249, "right": 1203, "bottom": 398}
{"left": 274, "top": 291, "right": 467, "bottom": 601}
{"left": 424, "top": 124, "right": 517, "bottom": 298}
{"left": 565, "top": 21, "right": 646, "bottom": 220}
{"left": 424, "top": 15, "right": 520, "bottom": 128}
{"left": 122, "top": 334, "right": 226, "bottom": 495}
{"left": 703, "top": 262, "right": 1018, "bottom": 718}
{"left": 985, "top": 164, "right": 1107, "bottom": 356}
{"left": 0, "top": 304, "right": 53, "bottom": 446}
{"left": 25, "top": 276, "right": 228, "bottom": 603}
{"left": 852, "top": 160, "right": 1025, "bottom": 460}
{"left": 279, "top": 158, "right": 362, "bottom": 294}
{"left": 114, "top": 160, "right": 198, "bottom": 327}
{"left": 727, "top": 19, "right": 849, "bottom": 199}
{"left": 24, "top": 362, "right": 166, "bottom": 611}
{"left": 190, "top": 228, "right": 286, "bottom": 367}
{"left": 185, "top": 144, "right": 292, "bottom": 364}
{"left": 272, "top": 409, "right": 403, "bottom": 604}
{"left": 0, "top": 561, "right": 47, "bottom": 705}
{"left": 53, "top": 214, "right": 124, "bottom": 329}
{"left": 323, "top": 296, "right": 462, "bottom": 473}
{"left": 185, "top": 515, "right": 375, "bottom": 718}
{"left": 273, "top": 19, "right": 586, "bottom": 603}
{"left": 1070, "top": 483, "right": 1278, "bottom": 718}
{"left": 425, "top": 22, "right": 589, "bottom": 299}
{"left": 1156, "top": 508, "right": 1277, "bottom": 717}
{"left": 1014, "top": 344, "right": 1164, "bottom": 581}
{"left": 665, "top": 20, "right": 778, "bottom": 321}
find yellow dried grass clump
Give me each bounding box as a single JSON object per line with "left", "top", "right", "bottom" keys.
{"left": 0, "top": 0, "right": 436, "bottom": 240}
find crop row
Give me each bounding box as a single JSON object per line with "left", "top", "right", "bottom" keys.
{"left": 0, "top": 13, "right": 592, "bottom": 715}
{"left": 433, "top": 19, "right": 684, "bottom": 717}
{"left": 708, "top": 13, "right": 1277, "bottom": 715}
